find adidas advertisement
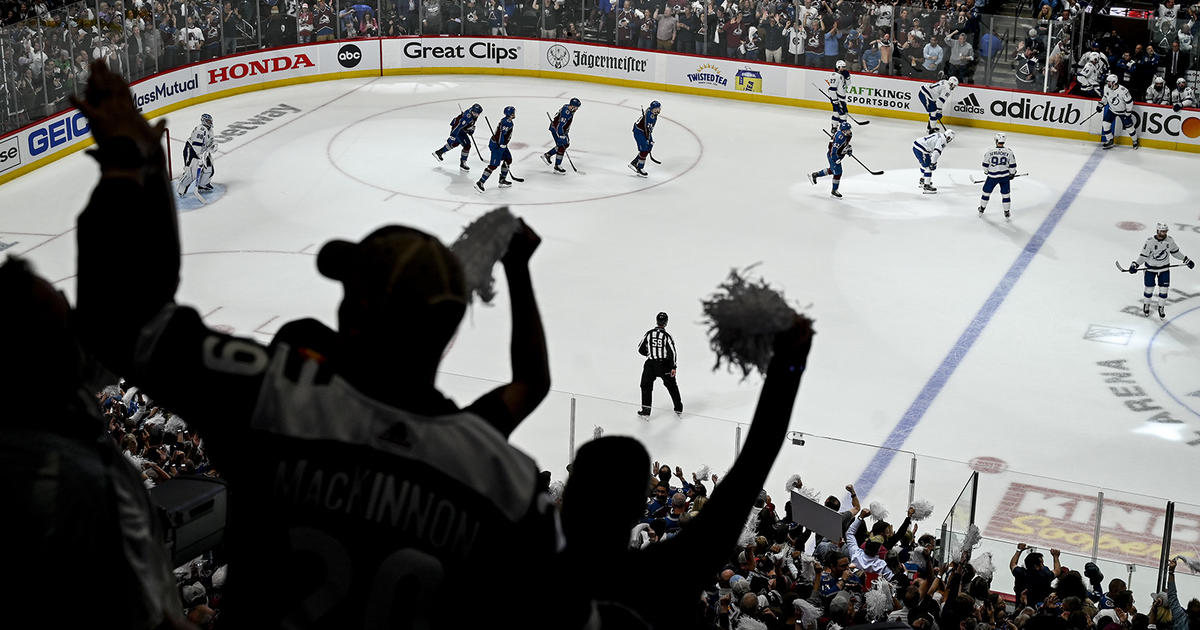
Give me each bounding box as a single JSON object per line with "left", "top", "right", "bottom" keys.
{"left": 953, "top": 91, "right": 987, "bottom": 116}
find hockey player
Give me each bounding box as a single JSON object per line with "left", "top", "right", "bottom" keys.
{"left": 1098, "top": 74, "right": 1138, "bottom": 149}
{"left": 827, "top": 59, "right": 851, "bottom": 133}
{"left": 176, "top": 113, "right": 214, "bottom": 199}
{"left": 912, "top": 128, "right": 955, "bottom": 194}
{"left": 1145, "top": 76, "right": 1170, "bottom": 105}
{"left": 809, "top": 121, "right": 852, "bottom": 198}
{"left": 1127, "top": 223, "right": 1194, "bottom": 318}
{"left": 475, "top": 106, "right": 515, "bottom": 192}
{"left": 978, "top": 132, "right": 1017, "bottom": 220}
{"left": 1074, "top": 52, "right": 1105, "bottom": 97}
{"left": 542, "top": 97, "right": 580, "bottom": 174}
{"left": 629, "top": 100, "right": 659, "bottom": 177}
{"left": 433, "top": 103, "right": 482, "bottom": 171}
{"left": 1170, "top": 77, "right": 1195, "bottom": 112}
{"left": 918, "top": 76, "right": 958, "bottom": 133}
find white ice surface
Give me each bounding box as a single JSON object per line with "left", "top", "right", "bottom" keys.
{"left": 3, "top": 74, "right": 1199, "bottom": 589}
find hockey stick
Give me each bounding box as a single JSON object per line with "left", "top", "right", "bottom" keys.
{"left": 810, "top": 82, "right": 871, "bottom": 125}
{"left": 1080, "top": 108, "right": 1100, "bottom": 125}
{"left": 1115, "top": 260, "right": 1187, "bottom": 273}
{"left": 640, "top": 107, "right": 663, "bottom": 164}
{"left": 482, "top": 115, "right": 524, "bottom": 182}
{"left": 545, "top": 111, "right": 578, "bottom": 173}
{"left": 970, "top": 172, "right": 1029, "bottom": 184}
{"left": 822, "top": 129, "right": 884, "bottom": 175}
{"left": 458, "top": 103, "right": 486, "bottom": 163}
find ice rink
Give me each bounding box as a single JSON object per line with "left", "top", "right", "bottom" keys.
{"left": 3, "top": 74, "right": 1200, "bottom": 589}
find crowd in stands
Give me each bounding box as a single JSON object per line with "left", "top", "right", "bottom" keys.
{"left": 5, "top": 0, "right": 1200, "bottom": 132}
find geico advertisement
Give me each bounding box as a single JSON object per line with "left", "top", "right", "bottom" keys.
{"left": 390, "top": 38, "right": 524, "bottom": 68}
{"left": 24, "top": 110, "right": 90, "bottom": 158}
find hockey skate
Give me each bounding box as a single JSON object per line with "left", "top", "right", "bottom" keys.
{"left": 918, "top": 178, "right": 926, "bottom": 190}
{"left": 498, "top": 178, "right": 512, "bottom": 188}
{"left": 1004, "top": 209, "right": 1011, "bottom": 220}
{"left": 432, "top": 150, "right": 444, "bottom": 162}
{"left": 1144, "top": 302, "right": 1151, "bottom": 316}
{"left": 1101, "top": 140, "right": 1115, "bottom": 150}
{"left": 541, "top": 153, "right": 552, "bottom": 167}
{"left": 978, "top": 206, "right": 985, "bottom": 216}
{"left": 1159, "top": 305, "right": 1166, "bottom": 319}
{"left": 637, "top": 408, "right": 651, "bottom": 418}
{"left": 198, "top": 184, "right": 213, "bottom": 192}
{"left": 459, "top": 162, "right": 470, "bottom": 172}
{"left": 830, "top": 189, "right": 842, "bottom": 198}
{"left": 474, "top": 181, "right": 485, "bottom": 193}
{"left": 1132, "top": 139, "right": 1140, "bottom": 149}
{"left": 628, "top": 161, "right": 648, "bottom": 177}
{"left": 554, "top": 166, "right": 567, "bottom": 174}
{"left": 922, "top": 182, "right": 937, "bottom": 194}
{"left": 809, "top": 171, "right": 818, "bottom": 185}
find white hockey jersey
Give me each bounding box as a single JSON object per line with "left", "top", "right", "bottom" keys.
{"left": 920, "top": 79, "right": 955, "bottom": 108}
{"left": 183, "top": 124, "right": 214, "bottom": 164}
{"left": 1077, "top": 59, "right": 1101, "bottom": 89}
{"left": 1170, "top": 86, "right": 1196, "bottom": 108}
{"left": 982, "top": 147, "right": 1017, "bottom": 178}
{"left": 1101, "top": 84, "right": 1134, "bottom": 115}
{"left": 1144, "top": 83, "right": 1170, "bottom": 105}
{"left": 1138, "top": 234, "right": 1189, "bottom": 271}
{"left": 913, "top": 132, "right": 949, "bottom": 165}
{"left": 827, "top": 71, "right": 849, "bottom": 103}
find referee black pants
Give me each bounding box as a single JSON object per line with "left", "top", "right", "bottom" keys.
{"left": 640, "top": 359, "right": 682, "bottom": 413}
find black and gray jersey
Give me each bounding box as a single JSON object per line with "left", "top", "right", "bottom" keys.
{"left": 638, "top": 327, "right": 677, "bottom": 367}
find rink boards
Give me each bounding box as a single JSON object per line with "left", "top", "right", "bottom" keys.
{"left": 4, "top": 35, "right": 1199, "bottom": 186}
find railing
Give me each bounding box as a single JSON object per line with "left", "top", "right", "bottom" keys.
{"left": 432, "top": 368, "right": 1200, "bottom": 597}
{"left": 3, "top": 0, "right": 1196, "bottom": 137}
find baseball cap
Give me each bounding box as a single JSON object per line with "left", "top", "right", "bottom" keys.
{"left": 317, "top": 226, "right": 467, "bottom": 318}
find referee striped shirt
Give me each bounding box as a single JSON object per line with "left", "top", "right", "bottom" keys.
{"left": 638, "top": 327, "right": 677, "bottom": 368}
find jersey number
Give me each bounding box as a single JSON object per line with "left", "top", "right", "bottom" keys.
{"left": 284, "top": 527, "right": 445, "bottom": 629}
{"left": 990, "top": 157, "right": 1008, "bottom": 165}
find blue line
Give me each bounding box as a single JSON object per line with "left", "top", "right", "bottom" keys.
{"left": 851, "top": 148, "right": 1107, "bottom": 498}
{"left": 1146, "top": 305, "right": 1200, "bottom": 420}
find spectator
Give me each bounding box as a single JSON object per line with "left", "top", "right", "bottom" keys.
{"left": 1011, "top": 543, "right": 1062, "bottom": 605}
{"left": 0, "top": 257, "right": 184, "bottom": 630}
{"left": 822, "top": 21, "right": 839, "bottom": 68}
{"left": 1164, "top": 40, "right": 1190, "bottom": 87}
{"left": 762, "top": 10, "right": 784, "bottom": 62}
{"left": 948, "top": 32, "right": 974, "bottom": 82}
{"left": 657, "top": 5, "right": 678, "bottom": 50}
{"left": 924, "top": 34, "right": 945, "bottom": 74}
{"left": 72, "top": 61, "right": 576, "bottom": 629}
{"left": 862, "top": 33, "right": 883, "bottom": 73}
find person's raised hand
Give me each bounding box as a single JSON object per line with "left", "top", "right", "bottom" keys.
{"left": 70, "top": 59, "right": 165, "bottom": 169}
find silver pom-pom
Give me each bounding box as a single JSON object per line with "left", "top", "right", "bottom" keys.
{"left": 800, "top": 486, "right": 822, "bottom": 502}
{"left": 954, "top": 524, "right": 982, "bottom": 560}
{"left": 164, "top": 415, "right": 187, "bottom": 435}
{"left": 795, "top": 598, "right": 821, "bottom": 630}
{"left": 784, "top": 474, "right": 803, "bottom": 499}
{"left": 593, "top": 425, "right": 604, "bottom": 440}
{"left": 868, "top": 501, "right": 889, "bottom": 522}
{"left": 737, "top": 617, "right": 768, "bottom": 630}
{"left": 1177, "top": 556, "right": 1200, "bottom": 572}
{"left": 910, "top": 499, "right": 935, "bottom": 521}
{"left": 548, "top": 480, "right": 565, "bottom": 503}
{"left": 865, "top": 579, "right": 894, "bottom": 621}
{"left": 695, "top": 464, "right": 711, "bottom": 480}
{"left": 449, "top": 206, "right": 520, "bottom": 304}
{"left": 738, "top": 505, "right": 763, "bottom": 546}
{"left": 701, "top": 266, "right": 801, "bottom": 379}
{"left": 970, "top": 551, "right": 995, "bottom": 581}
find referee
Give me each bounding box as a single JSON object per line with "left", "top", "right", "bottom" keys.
{"left": 637, "top": 311, "right": 683, "bottom": 417}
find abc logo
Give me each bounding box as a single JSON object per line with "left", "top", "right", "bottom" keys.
{"left": 337, "top": 44, "right": 362, "bottom": 68}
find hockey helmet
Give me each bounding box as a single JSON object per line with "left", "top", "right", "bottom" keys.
{"left": 1106, "top": 73, "right": 1118, "bottom": 86}
{"left": 656, "top": 311, "right": 669, "bottom": 326}
{"left": 1156, "top": 223, "right": 1169, "bottom": 233}
{"left": 1029, "top": 28, "right": 1037, "bottom": 37}
{"left": 569, "top": 97, "right": 582, "bottom": 108}
{"left": 200, "top": 113, "right": 213, "bottom": 128}
{"left": 835, "top": 59, "right": 847, "bottom": 70}
{"left": 503, "top": 105, "right": 516, "bottom": 117}
{"left": 1154, "top": 76, "right": 1165, "bottom": 85}
{"left": 470, "top": 103, "right": 483, "bottom": 114}
{"left": 1178, "top": 77, "right": 1188, "bottom": 87}
{"left": 994, "top": 132, "right": 1006, "bottom": 145}
{"left": 948, "top": 76, "right": 958, "bottom": 89}
{"left": 839, "top": 121, "right": 852, "bottom": 132}
{"left": 944, "top": 128, "right": 956, "bottom": 143}
{"left": 649, "top": 100, "right": 661, "bottom": 112}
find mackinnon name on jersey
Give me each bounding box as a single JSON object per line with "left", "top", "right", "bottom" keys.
{"left": 274, "top": 458, "right": 481, "bottom": 559}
